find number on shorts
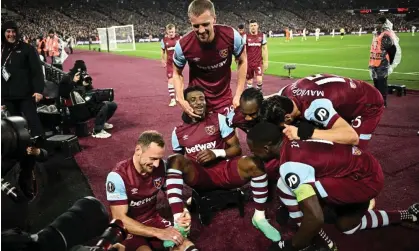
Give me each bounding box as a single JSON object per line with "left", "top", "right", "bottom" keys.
{"left": 161, "top": 218, "right": 172, "bottom": 228}
{"left": 351, "top": 116, "right": 362, "bottom": 128}
{"left": 305, "top": 74, "right": 346, "bottom": 85}
{"left": 223, "top": 106, "right": 234, "bottom": 116}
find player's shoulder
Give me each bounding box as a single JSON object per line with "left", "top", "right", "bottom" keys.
{"left": 178, "top": 30, "right": 196, "bottom": 46}
{"left": 113, "top": 158, "right": 132, "bottom": 173}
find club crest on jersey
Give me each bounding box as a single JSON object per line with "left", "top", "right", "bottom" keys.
{"left": 352, "top": 146, "right": 362, "bottom": 156}
{"left": 205, "top": 125, "right": 216, "bottom": 135}
{"left": 219, "top": 48, "right": 228, "bottom": 58}
{"left": 153, "top": 177, "right": 163, "bottom": 189}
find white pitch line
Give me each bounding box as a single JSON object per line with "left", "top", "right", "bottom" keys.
{"left": 269, "top": 61, "right": 419, "bottom": 76}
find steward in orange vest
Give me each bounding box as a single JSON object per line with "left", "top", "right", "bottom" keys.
{"left": 37, "top": 36, "right": 47, "bottom": 61}
{"left": 368, "top": 17, "right": 401, "bottom": 107}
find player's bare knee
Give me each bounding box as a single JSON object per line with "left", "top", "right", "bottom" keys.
{"left": 335, "top": 216, "right": 362, "bottom": 234}
{"left": 238, "top": 156, "right": 266, "bottom": 178}
{"left": 167, "top": 154, "right": 188, "bottom": 173}
{"left": 136, "top": 245, "right": 152, "bottom": 251}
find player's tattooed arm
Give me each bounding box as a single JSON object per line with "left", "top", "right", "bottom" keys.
{"left": 110, "top": 204, "right": 165, "bottom": 238}
{"left": 234, "top": 47, "right": 247, "bottom": 108}
{"left": 311, "top": 117, "right": 359, "bottom": 145}
{"left": 223, "top": 133, "right": 242, "bottom": 158}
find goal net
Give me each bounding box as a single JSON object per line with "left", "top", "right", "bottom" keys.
{"left": 97, "top": 24, "right": 135, "bottom": 51}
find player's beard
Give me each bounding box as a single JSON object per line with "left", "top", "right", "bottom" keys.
{"left": 5, "top": 34, "right": 16, "bottom": 43}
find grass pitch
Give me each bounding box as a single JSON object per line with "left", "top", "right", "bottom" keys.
{"left": 79, "top": 33, "right": 419, "bottom": 89}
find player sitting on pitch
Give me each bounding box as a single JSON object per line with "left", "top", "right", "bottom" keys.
{"left": 106, "top": 131, "right": 197, "bottom": 251}
{"left": 267, "top": 73, "right": 385, "bottom": 150}
{"left": 165, "top": 86, "right": 281, "bottom": 245}
{"left": 247, "top": 122, "right": 419, "bottom": 251}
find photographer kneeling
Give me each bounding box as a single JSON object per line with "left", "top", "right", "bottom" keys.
{"left": 59, "top": 60, "right": 117, "bottom": 139}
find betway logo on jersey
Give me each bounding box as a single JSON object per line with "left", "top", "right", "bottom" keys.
{"left": 247, "top": 42, "right": 262, "bottom": 47}
{"left": 290, "top": 84, "right": 324, "bottom": 97}
{"left": 196, "top": 58, "right": 228, "bottom": 70}
{"left": 130, "top": 194, "right": 157, "bottom": 207}
{"left": 185, "top": 141, "right": 216, "bottom": 153}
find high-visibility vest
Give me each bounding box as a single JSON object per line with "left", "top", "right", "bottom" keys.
{"left": 369, "top": 31, "right": 392, "bottom": 67}
{"left": 37, "top": 38, "right": 47, "bottom": 53}
{"left": 46, "top": 36, "right": 60, "bottom": 57}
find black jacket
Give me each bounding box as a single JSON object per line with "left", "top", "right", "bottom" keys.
{"left": 1, "top": 41, "right": 45, "bottom": 100}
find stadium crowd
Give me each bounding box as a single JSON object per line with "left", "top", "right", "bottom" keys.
{"left": 1, "top": 0, "right": 414, "bottom": 42}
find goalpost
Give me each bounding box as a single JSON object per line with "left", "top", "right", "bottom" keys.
{"left": 97, "top": 24, "right": 136, "bottom": 52}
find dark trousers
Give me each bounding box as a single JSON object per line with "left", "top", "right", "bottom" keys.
{"left": 69, "top": 46, "right": 73, "bottom": 54}
{"left": 373, "top": 77, "right": 388, "bottom": 106}
{"left": 40, "top": 51, "right": 47, "bottom": 62}
{"left": 3, "top": 98, "right": 44, "bottom": 137}
{"left": 93, "top": 101, "right": 117, "bottom": 132}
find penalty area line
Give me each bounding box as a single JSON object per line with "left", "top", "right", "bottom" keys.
{"left": 269, "top": 61, "right": 418, "bottom": 76}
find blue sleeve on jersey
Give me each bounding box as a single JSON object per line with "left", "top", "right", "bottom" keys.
{"left": 226, "top": 110, "right": 235, "bottom": 128}
{"left": 106, "top": 172, "right": 128, "bottom": 202}
{"left": 262, "top": 34, "right": 267, "bottom": 45}
{"left": 218, "top": 113, "right": 234, "bottom": 138}
{"left": 171, "top": 128, "right": 183, "bottom": 152}
{"left": 279, "top": 162, "right": 315, "bottom": 191}
{"left": 160, "top": 39, "right": 165, "bottom": 50}
{"left": 242, "top": 34, "right": 247, "bottom": 45}
{"left": 304, "top": 99, "right": 338, "bottom": 128}
{"left": 233, "top": 29, "right": 245, "bottom": 57}
{"left": 173, "top": 41, "right": 186, "bottom": 68}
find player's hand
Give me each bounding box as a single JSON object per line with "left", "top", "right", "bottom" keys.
{"left": 155, "top": 227, "right": 184, "bottom": 246}
{"left": 196, "top": 149, "right": 217, "bottom": 164}
{"left": 110, "top": 243, "right": 125, "bottom": 251}
{"left": 32, "top": 93, "right": 43, "bottom": 102}
{"left": 161, "top": 60, "right": 167, "bottom": 68}
{"left": 233, "top": 95, "right": 241, "bottom": 109}
{"left": 178, "top": 99, "right": 200, "bottom": 118}
{"left": 282, "top": 125, "right": 300, "bottom": 141}
{"left": 176, "top": 208, "right": 192, "bottom": 231}
{"left": 264, "top": 62, "right": 269, "bottom": 72}
{"left": 27, "top": 147, "right": 41, "bottom": 156}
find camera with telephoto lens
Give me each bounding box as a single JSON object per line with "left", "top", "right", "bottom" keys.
{"left": 1, "top": 197, "right": 127, "bottom": 251}
{"left": 79, "top": 69, "right": 92, "bottom": 85}
{"left": 1, "top": 116, "right": 32, "bottom": 160}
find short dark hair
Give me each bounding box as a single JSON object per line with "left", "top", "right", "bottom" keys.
{"left": 238, "top": 24, "right": 245, "bottom": 29}
{"left": 377, "top": 17, "right": 387, "bottom": 24}
{"left": 184, "top": 85, "right": 205, "bottom": 100}
{"left": 188, "top": 0, "right": 215, "bottom": 17}
{"left": 48, "top": 29, "right": 55, "bottom": 34}
{"left": 249, "top": 20, "right": 257, "bottom": 24}
{"left": 247, "top": 122, "right": 283, "bottom": 146}
{"left": 240, "top": 88, "right": 263, "bottom": 107}
{"left": 137, "top": 130, "right": 165, "bottom": 149}
{"left": 260, "top": 96, "right": 294, "bottom": 125}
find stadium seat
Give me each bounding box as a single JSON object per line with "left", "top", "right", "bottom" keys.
{"left": 190, "top": 188, "right": 245, "bottom": 225}
{"left": 388, "top": 84, "right": 406, "bottom": 97}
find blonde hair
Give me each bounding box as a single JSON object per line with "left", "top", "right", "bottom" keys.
{"left": 166, "top": 24, "right": 175, "bottom": 30}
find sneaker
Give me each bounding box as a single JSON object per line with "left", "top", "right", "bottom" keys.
{"left": 169, "top": 99, "right": 176, "bottom": 107}
{"left": 92, "top": 130, "right": 111, "bottom": 138}
{"left": 252, "top": 216, "right": 281, "bottom": 241}
{"left": 104, "top": 123, "right": 113, "bottom": 130}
